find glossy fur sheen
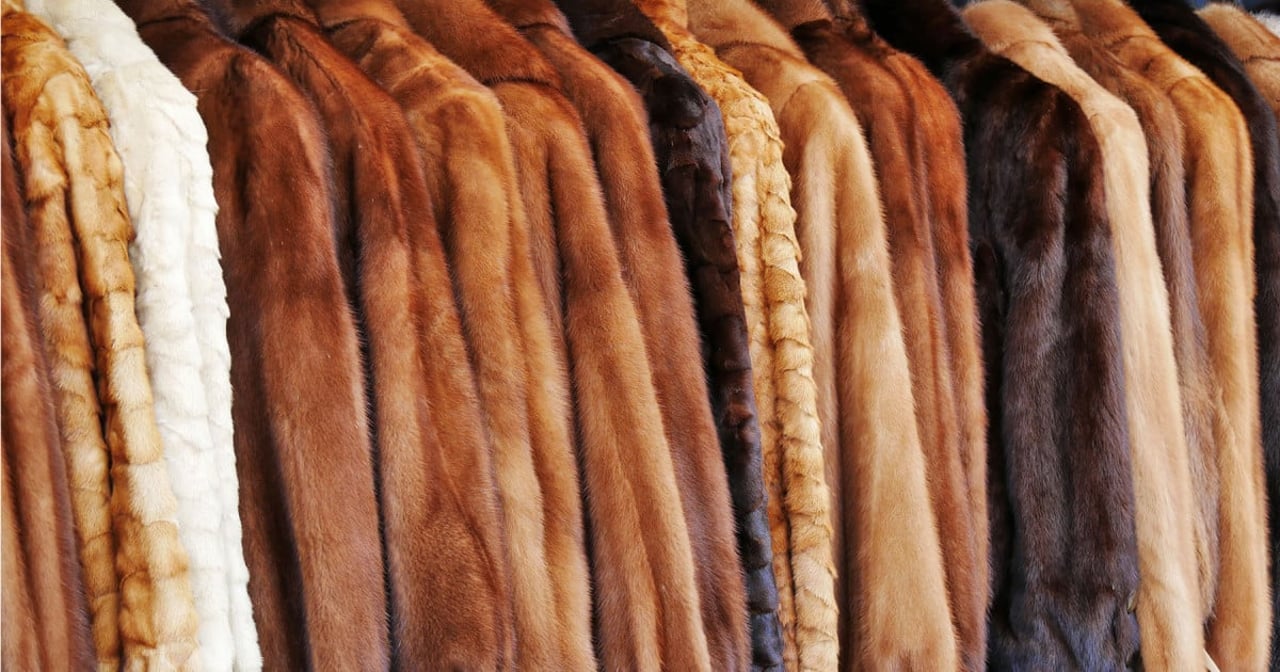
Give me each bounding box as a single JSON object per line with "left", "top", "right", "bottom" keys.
{"left": 1080, "top": 1, "right": 1273, "bottom": 666}
{"left": 965, "top": 3, "right": 1207, "bottom": 669}
{"left": 1022, "top": 0, "right": 1225, "bottom": 628}
{"left": 765, "top": 2, "right": 989, "bottom": 668}
{"left": 626, "top": 3, "right": 839, "bottom": 669}
{"left": 398, "top": 0, "right": 716, "bottom": 668}
{"left": 559, "top": 0, "right": 786, "bottom": 666}
{"left": 486, "top": 2, "right": 750, "bottom": 669}
{"left": 1, "top": 4, "right": 203, "bottom": 667}
{"left": 860, "top": 0, "right": 1143, "bottom": 667}
{"left": 118, "top": 0, "right": 391, "bottom": 667}
{"left": 1, "top": 115, "right": 95, "bottom": 672}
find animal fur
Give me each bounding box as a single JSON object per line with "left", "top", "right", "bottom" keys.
{"left": 120, "top": 0, "right": 396, "bottom": 667}
{"left": 1259, "top": 11, "right": 1280, "bottom": 40}
{"left": 860, "top": 0, "right": 1144, "bottom": 666}
{"left": 562, "top": 0, "right": 788, "bottom": 665}
{"left": 397, "top": 0, "right": 721, "bottom": 668}
{"left": 313, "top": 0, "right": 597, "bottom": 666}
{"left": 2, "top": 4, "right": 203, "bottom": 668}
{"left": 1071, "top": 0, "right": 1274, "bottom": 667}
{"left": 1, "top": 114, "right": 95, "bottom": 672}
{"left": 487, "top": 2, "right": 752, "bottom": 669}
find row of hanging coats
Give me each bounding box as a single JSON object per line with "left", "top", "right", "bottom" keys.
{"left": 2, "top": 0, "right": 1279, "bottom": 668}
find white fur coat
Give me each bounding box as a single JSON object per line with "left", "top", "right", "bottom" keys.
{"left": 23, "top": 1, "right": 259, "bottom": 668}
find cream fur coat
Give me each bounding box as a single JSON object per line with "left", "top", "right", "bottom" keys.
{"left": 21, "top": 0, "right": 258, "bottom": 668}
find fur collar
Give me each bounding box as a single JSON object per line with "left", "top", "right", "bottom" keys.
{"left": 1201, "top": 4, "right": 1280, "bottom": 66}
{"left": 304, "top": 0, "right": 407, "bottom": 29}
{"left": 485, "top": 0, "right": 571, "bottom": 33}
{"left": 392, "top": 0, "right": 560, "bottom": 86}
{"left": 553, "top": 0, "right": 672, "bottom": 51}
{"left": 685, "top": 0, "right": 802, "bottom": 56}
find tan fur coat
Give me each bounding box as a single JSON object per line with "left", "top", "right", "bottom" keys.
{"left": 1, "top": 114, "right": 95, "bottom": 672}
{"left": 964, "top": 3, "right": 1205, "bottom": 668}
{"left": 1073, "top": 1, "right": 1273, "bottom": 666}
{"left": 2, "top": 3, "right": 201, "bottom": 668}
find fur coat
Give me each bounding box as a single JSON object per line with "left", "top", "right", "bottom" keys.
{"left": 860, "top": 0, "right": 1143, "bottom": 667}
{"left": 2, "top": 3, "right": 203, "bottom": 668}
{"left": 204, "top": 0, "right": 523, "bottom": 666}
{"left": 395, "top": 0, "right": 716, "bottom": 668}
{"left": 118, "top": 0, "right": 391, "bottom": 667}
{"left": 623, "top": 2, "right": 838, "bottom": 669}
{"left": 308, "top": 0, "right": 591, "bottom": 666}
{"left": 763, "top": 2, "right": 989, "bottom": 667}
{"left": 21, "top": 0, "right": 258, "bottom": 666}
{"left": 964, "top": 3, "right": 1206, "bottom": 669}
{"left": 1022, "top": 0, "right": 1225, "bottom": 628}
{"left": 557, "top": 0, "right": 786, "bottom": 667}
{"left": 1, "top": 115, "right": 95, "bottom": 672}
{"left": 484, "top": 2, "right": 750, "bottom": 669}
{"left": 1073, "top": 1, "right": 1273, "bottom": 667}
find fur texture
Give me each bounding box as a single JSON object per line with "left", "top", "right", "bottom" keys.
{"left": 119, "top": 0, "right": 394, "bottom": 667}
{"left": 22, "top": 0, "right": 261, "bottom": 666}
{"left": 1072, "top": 1, "right": 1274, "bottom": 667}
{"left": 1, "top": 114, "right": 95, "bottom": 672}
{"left": 398, "top": 0, "right": 718, "bottom": 668}
{"left": 1259, "top": 11, "right": 1280, "bottom": 40}
{"left": 860, "top": 0, "right": 1144, "bottom": 667}
{"left": 487, "top": 2, "right": 751, "bottom": 668}
{"left": 623, "top": 2, "right": 839, "bottom": 669}
{"left": 766, "top": 2, "right": 990, "bottom": 668}
{"left": 964, "top": 3, "right": 1206, "bottom": 669}
{"left": 2, "top": 4, "right": 203, "bottom": 668}
{"left": 561, "top": 0, "right": 787, "bottom": 665}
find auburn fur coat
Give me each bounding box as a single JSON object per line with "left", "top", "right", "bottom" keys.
{"left": 1075, "top": 0, "right": 1273, "bottom": 667}
{"left": 965, "top": 3, "right": 1206, "bottom": 668}
{"left": 2, "top": 4, "right": 202, "bottom": 668}
{"left": 625, "top": 2, "right": 838, "bottom": 669}
{"left": 23, "top": 0, "right": 259, "bottom": 666}
{"left": 1023, "top": 0, "right": 1226, "bottom": 627}
{"left": 558, "top": 0, "right": 786, "bottom": 667}
{"left": 861, "top": 0, "right": 1143, "bottom": 667}
{"left": 764, "top": 1, "right": 989, "bottom": 667}
{"left": 398, "top": 0, "right": 719, "bottom": 668}
{"left": 119, "top": 0, "right": 393, "bottom": 667}
{"left": 1, "top": 115, "right": 95, "bottom": 672}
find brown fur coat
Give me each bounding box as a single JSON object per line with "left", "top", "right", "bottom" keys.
{"left": 484, "top": 2, "right": 750, "bottom": 668}
{"left": 397, "top": 0, "right": 716, "bottom": 668}
{"left": 2, "top": 4, "right": 201, "bottom": 667}
{"left": 964, "top": 3, "right": 1206, "bottom": 669}
{"left": 118, "top": 0, "right": 392, "bottom": 667}
{"left": 557, "top": 0, "right": 786, "bottom": 666}
{"left": 1, "top": 115, "right": 94, "bottom": 672}
{"left": 862, "top": 0, "right": 1143, "bottom": 666}
{"left": 310, "top": 0, "right": 593, "bottom": 666}
{"left": 1074, "top": 0, "right": 1273, "bottom": 666}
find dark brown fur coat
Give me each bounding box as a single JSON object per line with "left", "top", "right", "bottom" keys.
{"left": 558, "top": 0, "right": 786, "bottom": 667}
{"left": 0, "top": 114, "right": 94, "bottom": 672}
{"left": 118, "top": 0, "right": 392, "bottom": 667}
{"left": 860, "top": 0, "right": 1142, "bottom": 667}
{"left": 397, "top": 0, "right": 715, "bottom": 668}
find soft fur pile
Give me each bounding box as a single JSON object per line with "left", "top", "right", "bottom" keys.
{"left": 1, "top": 114, "right": 95, "bottom": 672}
{"left": 1073, "top": 0, "right": 1273, "bottom": 667}
{"left": 862, "top": 0, "right": 1143, "bottom": 666}
{"left": 120, "top": 0, "right": 394, "bottom": 667}
{"left": 2, "top": 4, "right": 202, "bottom": 668}
{"left": 21, "top": 0, "right": 260, "bottom": 667}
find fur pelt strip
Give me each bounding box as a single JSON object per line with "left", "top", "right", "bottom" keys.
{"left": 488, "top": 3, "right": 751, "bottom": 667}
{"left": 860, "top": 0, "right": 1144, "bottom": 666}
{"left": 625, "top": 2, "right": 840, "bottom": 669}
{"left": 1, "top": 114, "right": 95, "bottom": 672}
{"left": 22, "top": 0, "right": 261, "bottom": 666}
{"left": 398, "top": 0, "right": 717, "bottom": 668}
{"left": 1074, "top": 0, "right": 1274, "bottom": 666}
{"left": 2, "top": 4, "right": 203, "bottom": 667}
{"left": 119, "top": 0, "right": 393, "bottom": 667}
{"left": 315, "top": 0, "right": 592, "bottom": 665}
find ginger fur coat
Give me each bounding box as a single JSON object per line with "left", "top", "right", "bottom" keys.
{"left": 1073, "top": 0, "right": 1273, "bottom": 666}
{"left": 861, "top": 0, "right": 1143, "bottom": 666}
